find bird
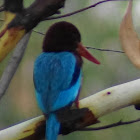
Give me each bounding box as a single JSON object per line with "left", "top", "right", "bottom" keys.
{"left": 33, "top": 21, "right": 100, "bottom": 140}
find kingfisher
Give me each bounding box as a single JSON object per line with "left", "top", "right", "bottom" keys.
{"left": 33, "top": 21, "right": 100, "bottom": 140}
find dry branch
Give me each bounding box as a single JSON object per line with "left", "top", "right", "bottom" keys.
{"left": 0, "top": 32, "right": 31, "bottom": 99}
{"left": 0, "top": 78, "right": 140, "bottom": 140}
{"left": 0, "top": 0, "right": 66, "bottom": 62}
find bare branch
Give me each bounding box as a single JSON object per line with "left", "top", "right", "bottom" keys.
{"left": 0, "top": 0, "right": 66, "bottom": 62}
{"left": 32, "top": 30, "right": 124, "bottom": 53}
{"left": 7, "top": 0, "right": 66, "bottom": 31}
{"left": 80, "top": 118, "right": 140, "bottom": 131}
{"left": 44, "top": 0, "right": 129, "bottom": 20}
{"left": 86, "top": 47, "right": 124, "bottom": 53}
{"left": 0, "top": 32, "right": 31, "bottom": 100}
{"left": 33, "top": 29, "right": 45, "bottom": 35}
{"left": 0, "top": 78, "right": 140, "bottom": 139}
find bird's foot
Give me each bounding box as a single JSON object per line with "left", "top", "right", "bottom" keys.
{"left": 74, "top": 100, "right": 80, "bottom": 108}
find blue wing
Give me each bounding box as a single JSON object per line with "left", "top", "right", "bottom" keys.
{"left": 33, "top": 52, "right": 82, "bottom": 114}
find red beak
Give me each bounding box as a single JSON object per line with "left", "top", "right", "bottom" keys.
{"left": 77, "top": 43, "right": 100, "bottom": 64}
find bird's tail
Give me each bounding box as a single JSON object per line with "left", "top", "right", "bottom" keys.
{"left": 46, "top": 113, "right": 60, "bottom": 140}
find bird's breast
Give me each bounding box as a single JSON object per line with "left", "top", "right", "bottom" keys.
{"left": 33, "top": 52, "right": 82, "bottom": 112}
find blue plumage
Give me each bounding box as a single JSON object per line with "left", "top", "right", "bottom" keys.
{"left": 34, "top": 52, "right": 82, "bottom": 140}
{"left": 33, "top": 21, "right": 100, "bottom": 140}
{"left": 46, "top": 114, "right": 60, "bottom": 140}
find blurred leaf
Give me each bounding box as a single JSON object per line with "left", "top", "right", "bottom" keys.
{"left": 119, "top": 0, "right": 140, "bottom": 69}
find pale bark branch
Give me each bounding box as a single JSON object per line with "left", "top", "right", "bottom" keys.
{"left": 80, "top": 78, "right": 140, "bottom": 118}
{"left": 0, "top": 32, "right": 31, "bottom": 99}
{"left": 0, "top": 78, "right": 139, "bottom": 140}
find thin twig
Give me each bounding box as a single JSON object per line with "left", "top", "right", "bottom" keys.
{"left": 44, "top": 0, "right": 129, "bottom": 20}
{"left": 33, "top": 29, "right": 45, "bottom": 35}
{"left": 86, "top": 47, "right": 124, "bottom": 53}
{"left": 32, "top": 30, "right": 124, "bottom": 53}
{"left": 79, "top": 118, "right": 140, "bottom": 131}
{"left": 0, "top": 32, "right": 31, "bottom": 100}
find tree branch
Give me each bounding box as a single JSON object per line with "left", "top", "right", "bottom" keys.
{"left": 44, "top": 0, "right": 129, "bottom": 20}
{"left": 0, "top": 0, "right": 130, "bottom": 62}
{"left": 86, "top": 47, "right": 124, "bottom": 53}
{"left": 0, "top": 78, "right": 140, "bottom": 139}
{"left": 80, "top": 118, "right": 140, "bottom": 131}
{"left": 7, "top": 0, "right": 66, "bottom": 31}
{"left": 32, "top": 30, "right": 125, "bottom": 53}
{"left": 0, "top": 0, "right": 66, "bottom": 62}
{"left": 0, "top": 32, "right": 31, "bottom": 100}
